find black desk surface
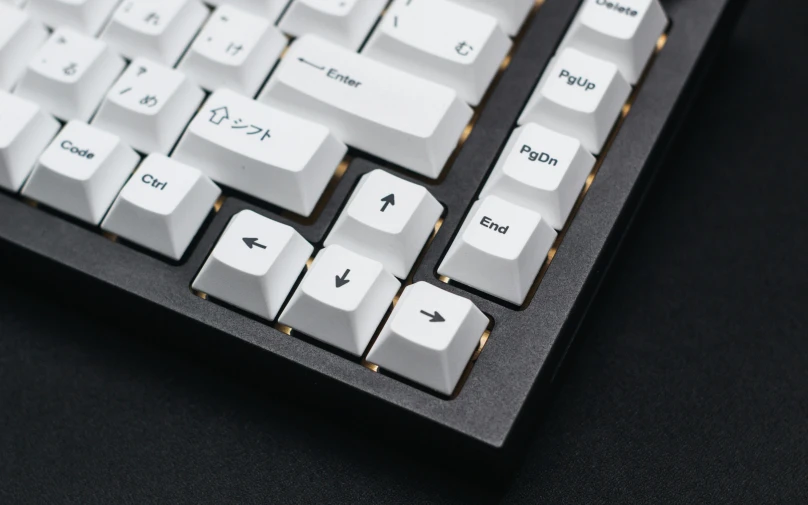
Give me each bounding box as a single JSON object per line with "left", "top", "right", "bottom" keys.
{"left": 2, "top": 0, "right": 807, "bottom": 503}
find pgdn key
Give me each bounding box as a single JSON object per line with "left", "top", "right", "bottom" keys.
{"left": 260, "top": 35, "right": 473, "bottom": 179}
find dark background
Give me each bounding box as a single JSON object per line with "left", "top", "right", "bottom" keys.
{"left": 2, "top": 0, "right": 807, "bottom": 503}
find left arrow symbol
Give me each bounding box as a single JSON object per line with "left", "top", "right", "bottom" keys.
{"left": 298, "top": 57, "right": 325, "bottom": 71}
{"left": 242, "top": 237, "right": 267, "bottom": 250}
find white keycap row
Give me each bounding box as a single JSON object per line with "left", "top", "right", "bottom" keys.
{"left": 0, "top": 1, "right": 517, "bottom": 183}
{"left": 439, "top": 0, "right": 667, "bottom": 305}
{"left": 0, "top": 91, "right": 221, "bottom": 259}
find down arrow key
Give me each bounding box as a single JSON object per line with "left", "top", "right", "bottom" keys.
{"left": 335, "top": 269, "right": 351, "bottom": 288}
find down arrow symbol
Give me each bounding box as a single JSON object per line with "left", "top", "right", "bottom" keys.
{"left": 335, "top": 269, "right": 351, "bottom": 288}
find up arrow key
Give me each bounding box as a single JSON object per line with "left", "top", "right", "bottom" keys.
{"left": 380, "top": 193, "right": 395, "bottom": 212}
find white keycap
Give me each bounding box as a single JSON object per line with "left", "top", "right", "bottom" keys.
{"left": 479, "top": 123, "right": 595, "bottom": 230}
{"left": 0, "top": 4, "right": 48, "bottom": 91}
{"left": 367, "top": 282, "right": 488, "bottom": 395}
{"left": 14, "top": 28, "right": 125, "bottom": 122}
{"left": 325, "top": 169, "right": 442, "bottom": 279}
{"left": 192, "top": 210, "right": 313, "bottom": 321}
{"left": 26, "top": 0, "right": 122, "bottom": 36}
{"left": 101, "top": 0, "right": 209, "bottom": 66}
{"left": 260, "top": 35, "right": 473, "bottom": 179}
{"left": 560, "top": 0, "right": 666, "bottom": 84}
{"left": 438, "top": 196, "right": 556, "bottom": 305}
{"left": 518, "top": 48, "right": 631, "bottom": 155}
{"left": 0, "top": 90, "right": 60, "bottom": 191}
{"left": 279, "top": 245, "right": 400, "bottom": 355}
{"left": 173, "top": 89, "right": 346, "bottom": 217}
{"left": 207, "top": 0, "right": 290, "bottom": 22}
{"left": 447, "top": 0, "right": 534, "bottom": 37}
{"left": 92, "top": 58, "right": 204, "bottom": 154}
{"left": 22, "top": 121, "right": 139, "bottom": 224}
{"left": 179, "top": 5, "right": 287, "bottom": 96}
{"left": 102, "top": 154, "right": 221, "bottom": 260}
{"left": 363, "top": 0, "right": 511, "bottom": 106}
{"left": 279, "top": 0, "right": 387, "bottom": 51}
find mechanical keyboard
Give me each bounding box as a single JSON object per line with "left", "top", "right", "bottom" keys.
{"left": 0, "top": 0, "right": 745, "bottom": 468}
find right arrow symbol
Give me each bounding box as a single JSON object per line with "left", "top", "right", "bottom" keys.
{"left": 335, "top": 269, "right": 351, "bottom": 288}
{"left": 380, "top": 194, "right": 395, "bottom": 212}
{"left": 420, "top": 310, "right": 445, "bottom": 323}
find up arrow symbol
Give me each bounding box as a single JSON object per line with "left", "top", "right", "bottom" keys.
{"left": 380, "top": 194, "right": 395, "bottom": 212}
{"left": 209, "top": 106, "right": 229, "bottom": 125}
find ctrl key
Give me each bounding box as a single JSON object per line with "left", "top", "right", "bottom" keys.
{"left": 367, "top": 282, "right": 489, "bottom": 395}
{"left": 101, "top": 154, "right": 221, "bottom": 260}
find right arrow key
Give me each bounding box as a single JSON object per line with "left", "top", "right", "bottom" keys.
{"left": 367, "top": 282, "right": 489, "bottom": 395}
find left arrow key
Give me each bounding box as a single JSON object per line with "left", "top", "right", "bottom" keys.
{"left": 193, "top": 210, "right": 313, "bottom": 320}
{"left": 242, "top": 237, "right": 267, "bottom": 250}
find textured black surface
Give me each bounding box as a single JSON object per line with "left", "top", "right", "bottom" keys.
{"left": 2, "top": 0, "right": 808, "bottom": 502}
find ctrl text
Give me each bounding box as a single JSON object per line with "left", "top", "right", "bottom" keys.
{"left": 141, "top": 173, "right": 167, "bottom": 190}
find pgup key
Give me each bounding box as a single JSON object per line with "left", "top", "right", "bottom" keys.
{"left": 559, "top": 70, "right": 597, "bottom": 92}
{"left": 519, "top": 48, "right": 631, "bottom": 155}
